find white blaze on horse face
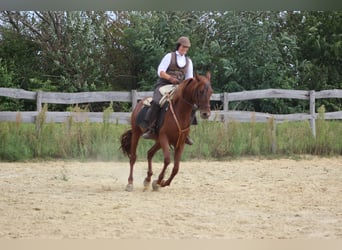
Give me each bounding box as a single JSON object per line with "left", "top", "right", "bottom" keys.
{"left": 197, "top": 82, "right": 212, "bottom": 120}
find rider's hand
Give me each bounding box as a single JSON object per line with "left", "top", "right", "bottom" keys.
{"left": 169, "top": 77, "right": 180, "bottom": 85}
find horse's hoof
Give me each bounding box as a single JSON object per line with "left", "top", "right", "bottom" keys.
{"left": 143, "top": 180, "right": 151, "bottom": 191}
{"left": 152, "top": 180, "right": 160, "bottom": 191}
{"left": 143, "top": 179, "right": 150, "bottom": 187}
{"left": 125, "top": 184, "right": 133, "bottom": 192}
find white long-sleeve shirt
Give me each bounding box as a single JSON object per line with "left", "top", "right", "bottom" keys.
{"left": 157, "top": 51, "right": 193, "bottom": 79}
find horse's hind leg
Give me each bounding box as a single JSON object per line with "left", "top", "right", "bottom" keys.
{"left": 144, "top": 143, "right": 161, "bottom": 189}
{"left": 126, "top": 131, "right": 140, "bottom": 192}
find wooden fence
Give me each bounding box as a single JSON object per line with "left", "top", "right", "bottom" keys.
{"left": 1, "top": 87, "right": 342, "bottom": 137}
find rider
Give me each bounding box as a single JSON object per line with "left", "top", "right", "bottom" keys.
{"left": 142, "top": 36, "right": 196, "bottom": 145}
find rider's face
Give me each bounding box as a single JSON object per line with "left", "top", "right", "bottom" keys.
{"left": 178, "top": 45, "right": 190, "bottom": 56}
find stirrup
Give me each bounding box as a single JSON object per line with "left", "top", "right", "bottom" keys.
{"left": 142, "top": 129, "right": 154, "bottom": 139}
{"left": 185, "top": 136, "right": 194, "bottom": 145}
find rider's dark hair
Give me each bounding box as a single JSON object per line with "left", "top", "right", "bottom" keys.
{"left": 176, "top": 43, "right": 181, "bottom": 50}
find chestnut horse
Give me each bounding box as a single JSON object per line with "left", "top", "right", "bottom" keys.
{"left": 120, "top": 72, "right": 213, "bottom": 191}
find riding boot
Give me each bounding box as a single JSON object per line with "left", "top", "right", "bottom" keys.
{"left": 185, "top": 109, "right": 197, "bottom": 145}
{"left": 142, "top": 101, "right": 160, "bottom": 139}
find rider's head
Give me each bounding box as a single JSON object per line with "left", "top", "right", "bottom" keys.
{"left": 176, "top": 36, "right": 191, "bottom": 50}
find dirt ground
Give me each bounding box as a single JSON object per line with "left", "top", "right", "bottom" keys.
{"left": 0, "top": 157, "right": 341, "bottom": 239}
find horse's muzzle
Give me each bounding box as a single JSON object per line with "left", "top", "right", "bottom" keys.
{"left": 200, "top": 110, "right": 211, "bottom": 119}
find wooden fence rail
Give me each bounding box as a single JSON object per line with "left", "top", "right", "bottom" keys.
{"left": 1, "top": 87, "right": 342, "bottom": 137}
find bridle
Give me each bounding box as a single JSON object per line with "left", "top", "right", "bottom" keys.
{"left": 167, "top": 77, "right": 211, "bottom": 148}
{"left": 180, "top": 78, "right": 211, "bottom": 109}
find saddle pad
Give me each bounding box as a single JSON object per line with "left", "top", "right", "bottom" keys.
{"left": 142, "top": 97, "right": 153, "bottom": 106}
{"left": 159, "top": 84, "right": 177, "bottom": 106}
{"left": 159, "top": 84, "right": 177, "bottom": 95}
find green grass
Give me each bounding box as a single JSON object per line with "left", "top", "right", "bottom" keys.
{"left": 0, "top": 112, "right": 341, "bottom": 162}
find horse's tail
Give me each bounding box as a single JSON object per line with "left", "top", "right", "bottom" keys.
{"left": 120, "top": 129, "right": 132, "bottom": 157}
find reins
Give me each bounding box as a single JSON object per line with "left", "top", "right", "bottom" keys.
{"left": 168, "top": 98, "right": 190, "bottom": 149}
{"left": 164, "top": 77, "right": 208, "bottom": 148}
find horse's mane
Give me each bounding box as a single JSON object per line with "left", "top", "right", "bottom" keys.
{"left": 173, "top": 78, "right": 194, "bottom": 103}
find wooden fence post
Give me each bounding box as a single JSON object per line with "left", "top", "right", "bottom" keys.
{"left": 35, "top": 90, "right": 42, "bottom": 133}
{"left": 223, "top": 92, "right": 229, "bottom": 124}
{"left": 271, "top": 119, "right": 277, "bottom": 154}
{"left": 36, "top": 90, "right": 42, "bottom": 112}
{"left": 309, "top": 90, "right": 316, "bottom": 137}
{"left": 131, "top": 89, "right": 138, "bottom": 110}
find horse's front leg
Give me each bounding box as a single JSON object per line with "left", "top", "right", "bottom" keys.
{"left": 144, "top": 142, "right": 161, "bottom": 189}
{"left": 161, "top": 145, "right": 185, "bottom": 187}
{"left": 152, "top": 137, "right": 171, "bottom": 191}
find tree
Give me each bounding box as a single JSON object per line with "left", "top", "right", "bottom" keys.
{"left": 121, "top": 11, "right": 203, "bottom": 90}
{"left": 0, "top": 11, "right": 341, "bottom": 113}
{"left": 0, "top": 11, "right": 115, "bottom": 92}
{"left": 287, "top": 11, "right": 342, "bottom": 111}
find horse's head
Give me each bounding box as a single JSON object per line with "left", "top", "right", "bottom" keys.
{"left": 184, "top": 71, "right": 213, "bottom": 119}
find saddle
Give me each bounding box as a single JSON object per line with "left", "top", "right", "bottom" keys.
{"left": 142, "top": 84, "right": 177, "bottom": 107}
{"left": 137, "top": 85, "right": 177, "bottom": 129}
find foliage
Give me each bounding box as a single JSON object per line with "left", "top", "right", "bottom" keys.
{"left": 0, "top": 29, "right": 41, "bottom": 90}
{"left": 0, "top": 117, "right": 341, "bottom": 162}
{"left": 0, "top": 10, "right": 342, "bottom": 114}
{"left": 295, "top": 11, "right": 342, "bottom": 111}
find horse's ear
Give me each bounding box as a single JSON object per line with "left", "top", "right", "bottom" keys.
{"left": 206, "top": 71, "right": 211, "bottom": 81}
{"left": 194, "top": 71, "right": 200, "bottom": 81}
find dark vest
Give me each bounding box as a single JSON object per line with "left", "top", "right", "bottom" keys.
{"left": 157, "top": 52, "right": 189, "bottom": 87}
{"left": 167, "top": 52, "right": 189, "bottom": 82}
